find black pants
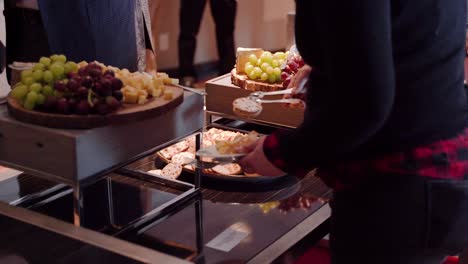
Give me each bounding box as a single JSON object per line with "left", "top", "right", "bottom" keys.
{"left": 330, "top": 174, "right": 468, "bottom": 264}
{"left": 3, "top": 6, "right": 51, "bottom": 83}
{"left": 178, "top": 0, "right": 237, "bottom": 78}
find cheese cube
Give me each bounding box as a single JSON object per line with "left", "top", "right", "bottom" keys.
{"left": 236, "top": 47, "right": 263, "bottom": 74}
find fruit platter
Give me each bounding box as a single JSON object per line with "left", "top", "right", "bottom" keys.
{"left": 7, "top": 54, "right": 184, "bottom": 129}
{"left": 231, "top": 46, "right": 305, "bottom": 92}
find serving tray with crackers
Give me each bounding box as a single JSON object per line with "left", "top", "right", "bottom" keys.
{"left": 122, "top": 124, "right": 291, "bottom": 186}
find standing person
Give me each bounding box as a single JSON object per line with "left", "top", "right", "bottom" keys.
{"left": 178, "top": 0, "right": 237, "bottom": 87}
{"left": 3, "top": 0, "right": 50, "bottom": 83}
{"left": 239, "top": 0, "right": 468, "bottom": 263}
{"left": 38, "top": 0, "right": 154, "bottom": 72}
{"left": 146, "top": 0, "right": 162, "bottom": 74}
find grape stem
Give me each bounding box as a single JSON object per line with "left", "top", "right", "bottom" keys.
{"left": 87, "top": 89, "right": 95, "bottom": 107}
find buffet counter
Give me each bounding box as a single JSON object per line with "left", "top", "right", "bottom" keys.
{"left": 0, "top": 155, "right": 330, "bottom": 263}
{"left": 0, "top": 74, "right": 331, "bottom": 263}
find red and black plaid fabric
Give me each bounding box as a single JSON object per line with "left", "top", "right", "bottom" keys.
{"left": 264, "top": 128, "right": 468, "bottom": 191}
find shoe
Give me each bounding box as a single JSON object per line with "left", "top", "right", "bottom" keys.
{"left": 181, "top": 76, "right": 196, "bottom": 87}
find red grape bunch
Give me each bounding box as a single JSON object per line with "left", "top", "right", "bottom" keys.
{"left": 44, "top": 62, "right": 124, "bottom": 115}
{"left": 280, "top": 53, "right": 305, "bottom": 89}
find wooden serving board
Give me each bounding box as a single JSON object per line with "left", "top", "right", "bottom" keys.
{"left": 206, "top": 74, "right": 304, "bottom": 128}
{"left": 7, "top": 85, "right": 184, "bottom": 129}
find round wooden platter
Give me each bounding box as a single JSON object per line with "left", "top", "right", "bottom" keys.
{"left": 7, "top": 85, "right": 184, "bottom": 129}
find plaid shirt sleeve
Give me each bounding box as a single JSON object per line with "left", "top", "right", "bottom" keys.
{"left": 264, "top": 128, "right": 468, "bottom": 190}
{"left": 263, "top": 130, "right": 311, "bottom": 178}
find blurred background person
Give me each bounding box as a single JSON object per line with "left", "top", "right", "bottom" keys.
{"left": 37, "top": 0, "right": 154, "bottom": 72}
{"left": 3, "top": 0, "right": 50, "bottom": 84}
{"left": 178, "top": 0, "right": 237, "bottom": 87}
{"left": 147, "top": 0, "right": 161, "bottom": 74}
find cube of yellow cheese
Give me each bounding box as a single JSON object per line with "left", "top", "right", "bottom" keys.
{"left": 138, "top": 95, "right": 148, "bottom": 104}
{"left": 122, "top": 86, "right": 138, "bottom": 104}
{"left": 236, "top": 47, "right": 263, "bottom": 74}
{"left": 163, "top": 90, "right": 173, "bottom": 100}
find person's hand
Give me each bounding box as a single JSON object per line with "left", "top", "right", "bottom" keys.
{"left": 237, "top": 136, "right": 287, "bottom": 177}
{"left": 283, "top": 64, "right": 312, "bottom": 109}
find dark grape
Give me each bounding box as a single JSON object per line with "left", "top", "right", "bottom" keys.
{"left": 295, "top": 57, "right": 305, "bottom": 67}
{"left": 43, "top": 96, "right": 58, "bottom": 112}
{"left": 110, "top": 78, "right": 123, "bottom": 91}
{"left": 67, "top": 72, "right": 78, "bottom": 79}
{"left": 289, "top": 62, "right": 299, "bottom": 73}
{"left": 284, "top": 65, "right": 293, "bottom": 74}
{"left": 68, "top": 98, "right": 77, "bottom": 112}
{"left": 101, "top": 78, "right": 112, "bottom": 90}
{"left": 67, "top": 79, "right": 80, "bottom": 93}
{"left": 87, "top": 62, "right": 100, "bottom": 70}
{"left": 88, "top": 68, "right": 102, "bottom": 78}
{"left": 103, "top": 70, "right": 115, "bottom": 77}
{"left": 95, "top": 80, "right": 111, "bottom": 96}
{"left": 105, "top": 96, "right": 120, "bottom": 111}
{"left": 81, "top": 76, "right": 93, "bottom": 88}
{"left": 72, "top": 75, "right": 82, "bottom": 84}
{"left": 78, "top": 67, "right": 88, "bottom": 76}
{"left": 95, "top": 102, "right": 111, "bottom": 115}
{"left": 90, "top": 98, "right": 100, "bottom": 113}
{"left": 283, "top": 76, "right": 292, "bottom": 89}
{"left": 56, "top": 98, "right": 70, "bottom": 114}
{"left": 280, "top": 72, "right": 290, "bottom": 81}
{"left": 54, "top": 80, "right": 67, "bottom": 92}
{"left": 112, "top": 90, "right": 123, "bottom": 101}
{"left": 93, "top": 81, "right": 102, "bottom": 93}
{"left": 75, "top": 100, "right": 90, "bottom": 115}
{"left": 76, "top": 86, "right": 89, "bottom": 99}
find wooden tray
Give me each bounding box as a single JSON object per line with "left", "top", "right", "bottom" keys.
{"left": 205, "top": 74, "right": 304, "bottom": 128}
{"left": 7, "top": 85, "right": 183, "bottom": 129}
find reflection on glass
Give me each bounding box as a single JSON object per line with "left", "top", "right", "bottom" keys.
{"left": 258, "top": 194, "right": 328, "bottom": 215}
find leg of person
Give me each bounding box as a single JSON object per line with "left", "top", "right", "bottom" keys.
{"left": 4, "top": 2, "right": 51, "bottom": 83}
{"left": 144, "top": 24, "right": 157, "bottom": 74}
{"left": 178, "top": 0, "right": 206, "bottom": 85}
{"left": 148, "top": 0, "right": 161, "bottom": 51}
{"left": 87, "top": 0, "right": 139, "bottom": 71}
{"left": 38, "top": 0, "right": 95, "bottom": 63}
{"left": 209, "top": 0, "right": 237, "bottom": 75}
{"left": 329, "top": 173, "right": 449, "bottom": 264}
{"left": 146, "top": 0, "right": 160, "bottom": 73}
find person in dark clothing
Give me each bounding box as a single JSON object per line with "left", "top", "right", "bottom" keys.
{"left": 178, "top": 0, "right": 237, "bottom": 87}
{"left": 38, "top": 0, "right": 154, "bottom": 72}
{"left": 240, "top": 0, "right": 468, "bottom": 263}
{"left": 3, "top": 0, "right": 50, "bottom": 84}
{"left": 0, "top": 41, "right": 5, "bottom": 74}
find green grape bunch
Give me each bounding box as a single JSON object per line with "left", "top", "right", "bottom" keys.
{"left": 9, "top": 54, "right": 78, "bottom": 111}
{"left": 244, "top": 51, "right": 287, "bottom": 84}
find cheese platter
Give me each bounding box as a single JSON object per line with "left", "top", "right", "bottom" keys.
{"left": 6, "top": 55, "right": 184, "bottom": 129}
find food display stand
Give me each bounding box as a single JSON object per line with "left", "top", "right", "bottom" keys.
{"left": 205, "top": 74, "right": 304, "bottom": 129}
{"left": 0, "top": 75, "right": 332, "bottom": 263}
